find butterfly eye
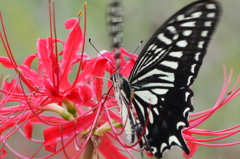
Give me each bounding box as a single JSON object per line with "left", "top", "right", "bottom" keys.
{"left": 110, "top": 74, "right": 114, "bottom": 81}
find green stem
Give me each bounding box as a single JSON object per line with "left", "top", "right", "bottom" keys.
{"left": 63, "top": 99, "right": 78, "bottom": 118}
{"left": 94, "top": 120, "right": 122, "bottom": 136}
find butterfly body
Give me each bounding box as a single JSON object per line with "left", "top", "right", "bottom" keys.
{"left": 112, "top": 73, "right": 137, "bottom": 143}
{"left": 109, "top": 0, "right": 221, "bottom": 158}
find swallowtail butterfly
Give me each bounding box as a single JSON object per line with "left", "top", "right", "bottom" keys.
{"left": 108, "top": 0, "right": 220, "bottom": 158}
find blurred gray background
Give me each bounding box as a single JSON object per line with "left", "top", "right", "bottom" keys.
{"left": 0, "top": 0, "right": 239, "bottom": 159}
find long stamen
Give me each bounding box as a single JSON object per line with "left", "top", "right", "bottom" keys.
{"left": 71, "top": 3, "right": 87, "bottom": 89}
{"left": 82, "top": 2, "right": 87, "bottom": 54}
{"left": 0, "top": 13, "right": 41, "bottom": 93}
{"left": 52, "top": 0, "right": 60, "bottom": 90}
{"left": 0, "top": 13, "right": 17, "bottom": 70}
{"left": 48, "top": 1, "right": 55, "bottom": 87}
{"left": 48, "top": 0, "right": 60, "bottom": 90}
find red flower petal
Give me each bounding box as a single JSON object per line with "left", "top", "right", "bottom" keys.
{"left": 0, "top": 149, "right": 7, "bottom": 158}
{"left": 79, "top": 57, "right": 108, "bottom": 100}
{"left": 18, "top": 65, "right": 43, "bottom": 90}
{"left": 45, "top": 141, "right": 57, "bottom": 153}
{"left": 66, "top": 85, "right": 93, "bottom": 105}
{"left": 0, "top": 57, "right": 15, "bottom": 68}
{"left": 120, "top": 48, "right": 137, "bottom": 59}
{"left": 23, "top": 54, "right": 37, "bottom": 67}
{"left": 60, "top": 18, "right": 83, "bottom": 90}
{"left": 43, "top": 79, "right": 62, "bottom": 100}
{"left": 99, "top": 137, "right": 128, "bottom": 159}
{"left": 121, "top": 58, "right": 135, "bottom": 77}
{"left": 183, "top": 132, "right": 198, "bottom": 158}
{"left": 36, "top": 38, "right": 55, "bottom": 80}
{"left": 184, "top": 140, "right": 198, "bottom": 159}
{"left": 3, "top": 79, "right": 24, "bottom": 95}
{"left": 43, "top": 112, "right": 96, "bottom": 153}
{"left": 24, "top": 122, "right": 33, "bottom": 140}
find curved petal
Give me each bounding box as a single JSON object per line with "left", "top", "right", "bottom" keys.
{"left": 120, "top": 48, "right": 137, "bottom": 59}
{"left": 37, "top": 38, "right": 54, "bottom": 81}
{"left": 99, "top": 137, "right": 128, "bottom": 159}
{"left": 2, "top": 79, "right": 20, "bottom": 92}
{"left": 18, "top": 65, "right": 44, "bottom": 90}
{"left": 0, "top": 57, "right": 14, "bottom": 68}
{"left": 66, "top": 85, "right": 93, "bottom": 105}
{"left": 43, "top": 79, "right": 62, "bottom": 101}
{"left": 60, "top": 18, "right": 83, "bottom": 90}
{"left": 121, "top": 58, "right": 135, "bottom": 77}
{"left": 78, "top": 57, "right": 108, "bottom": 100}
{"left": 23, "top": 54, "right": 37, "bottom": 67}
{"left": 0, "top": 149, "right": 7, "bottom": 158}
{"left": 43, "top": 112, "right": 96, "bottom": 153}
{"left": 24, "top": 122, "right": 33, "bottom": 140}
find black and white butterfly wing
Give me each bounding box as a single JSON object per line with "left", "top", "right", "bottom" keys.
{"left": 129, "top": 1, "right": 220, "bottom": 158}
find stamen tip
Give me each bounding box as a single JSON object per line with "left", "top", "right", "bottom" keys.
{"left": 3, "top": 75, "right": 10, "bottom": 82}
{"left": 227, "top": 91, "right": 232, "bottom": 95}
{"left": 17, "top": 68, "right": 22, "bottom": 75}
{"left": 78, "top": 10, "right": 83, "bottom": 17}
{"left": 83, "top": 2, "right": 87, "bottom": 9}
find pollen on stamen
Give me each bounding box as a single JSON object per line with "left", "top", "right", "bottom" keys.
{"left": 78, "top": 10, "right": 83, "bottom": 17}
{"left": 83, "top": 2, "right": 87, "bottom": 9}
{"left": 3, "top": 75, "right": 9, "bottom": 82}
{"left": 227, "top": 91, "right": 232, "bottom": 95}
{"left": 16, "top": 68, "right": 22, "bottom": 75}
{"left": 34, "top": 86, "right": 40, "bottom": 90}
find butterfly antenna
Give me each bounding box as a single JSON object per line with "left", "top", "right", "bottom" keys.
{"left": 122, "top": 40, "right": 143, "bottom": 69}
{"left": 88, "top": 38, "right": 115, "bottom": 69}
{"left": 133, "top": 40, "right": 143, "bottom": 54}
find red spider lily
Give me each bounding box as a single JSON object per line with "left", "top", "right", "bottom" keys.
{"left": 0, "top": 2, "right": 240, "bottom": 159}
{"left": 182, "top": 67, "right": 240, "bottom": 158}
{"left": 0, "top": 3, "right": 137, "bottom": 158}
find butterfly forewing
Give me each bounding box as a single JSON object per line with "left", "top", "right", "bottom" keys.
{"left": 129, "top": 1, "right": 220, "bottom": 84}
